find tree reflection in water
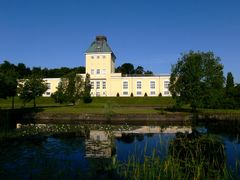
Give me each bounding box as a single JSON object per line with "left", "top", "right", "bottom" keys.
{"left": 169, "top": 130, "right": 226, "bottom": 178}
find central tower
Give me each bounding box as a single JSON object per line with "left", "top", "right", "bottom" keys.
{"left": 85, "top": 36, "right": 116, "bottom": 96}
{"left": 85, "top": 36, "right": 116, "bottom": 77}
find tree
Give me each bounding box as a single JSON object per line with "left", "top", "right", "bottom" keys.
{"left": 18, "top": 75, "right": 48, "bottom": 108}
{"left": 225, "top": 72, "right": 234, "bottom": 96}
{"left": 144, "top": 70, "right": 153, "bottom": 75}
{"left": 52, "top": 73, "right": 84, "bottom": 105}
{"left": 120, "top": 63, "right": 135, "bottom": 75}
{"left": 16, "top": 63, "right": 31, "bottom": 78}
{"left": 83, "top": 73, "right": 92, "bottom": 103}
{"left": 0, "top": 61, "right": 18, "bottom": 108}
{"left": 135, "top": 66, "right": 144, "bottom": 74}
{"left": 169, "top": 51, "right": 224, "bottom": 110}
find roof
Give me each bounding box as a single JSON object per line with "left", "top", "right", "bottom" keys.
{"left": 86, "top": 36, "right": 116, "bottom": 58}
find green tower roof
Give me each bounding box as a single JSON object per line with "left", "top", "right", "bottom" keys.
{"left": 86, "top": 36, "right": 116, "bottom": 58}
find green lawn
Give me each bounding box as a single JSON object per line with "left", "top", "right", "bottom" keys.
{"left": 0, "top": 96, "right": 174, "bottom": 114}
{"left": 1, "top": 96, "right": 240, "bottom": 115}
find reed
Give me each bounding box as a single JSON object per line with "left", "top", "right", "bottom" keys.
{"left": 114, "top": 134, "right": 239, "bottom": 180}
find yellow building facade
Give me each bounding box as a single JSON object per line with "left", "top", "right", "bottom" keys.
{"left": 43, "top": 36, "right": 171, "bottom": 97}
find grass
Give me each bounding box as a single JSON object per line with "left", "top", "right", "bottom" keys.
{"left": 0, "top": 96, "right": 175, "bottom": 114}
{"left": 114, "top": 134, "right": 240, "bottom": 180}
{"left": 1, "top": 96, "right": 240, "bottom": 116}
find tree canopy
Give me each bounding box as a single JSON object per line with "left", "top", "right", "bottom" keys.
{"left": 18, "top": 75, "right": 48, "bottom": 108}
{"left": 116, "top": 63, "right": 153, "bottom": 75}
{"left": 51, "top": 73, "right": 84, "bottom": 105}
{"left": 169, "top": 51, "right": 225, "bottom": 110}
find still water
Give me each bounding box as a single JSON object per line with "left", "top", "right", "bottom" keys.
{"left": 0, "top": 122, "right": 239, "bottom": 179}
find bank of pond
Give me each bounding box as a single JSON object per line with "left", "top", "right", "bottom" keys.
{"left": 0, "top": 119, "right": 240, "bottom": 179}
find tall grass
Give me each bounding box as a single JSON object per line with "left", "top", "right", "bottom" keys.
{"left": 114, "top": 134, "right": 240, "bottom": 180}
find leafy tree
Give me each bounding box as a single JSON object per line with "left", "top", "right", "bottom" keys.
{"left": 135, "top": 66, "right": 144, "bottom": 74}
{"left": 18, "top": 75, "right": 48, "bottom": 108}
{"left": 52, "top": 73, "right": 84, "bottom": 105}
{"left": 144, "top": 70, "right": 153, "bottom": 75}
{"left": 169, "top": 51, "right": 224, "bottom": 110}
{"left": 0, "top": 61, "right": 18, "bottom": 108}
{"left": 16, "top": 63, "right": 31, "bottom": 78}
{"left": 83, "top": 73, "right": 92, "bottom": 103}
{"left": 120, "top": 63, "right": 135, "bottom": 74}
{"left": 225, "top": 72, "right": 235, "bottom": 97}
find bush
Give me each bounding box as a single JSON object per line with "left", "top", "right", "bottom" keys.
{"left": 116, "top": 93, "right": 120, "bottom": 97}
{"left": 144, "top": 93, "right": 147, "bottom": 97}
{"left": 130, "top": 93, "right": 134, "bottom": 97}
{"left": 159, "top": 93, "right": 162, "bottom": 97}
{"left": 83, "top": 94, "right": 92, "bottom": 103}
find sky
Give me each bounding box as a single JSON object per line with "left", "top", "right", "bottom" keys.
{"left": 0, "top": 0, "right": 240, "bottom": 82}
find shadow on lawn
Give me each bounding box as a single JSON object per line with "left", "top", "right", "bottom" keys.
{"left": 0, "top": 104, "right": 72, "bottom": 131}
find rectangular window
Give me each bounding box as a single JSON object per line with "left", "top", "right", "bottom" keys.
{"left": 123, "top": 91, "right": 128, "bottom": 95}
{"left": 102, "top": 81, "right": 106, "bottom": 89}
{"left": 164, "top": 91, "right": 170, "bottom": 95}
{"left": 137, "top": 91, "right": 142, "bottom": 95}
{"left": 123, "top": 81, "right": 128, "bottom": 89}
{"left": 102, "top": 69, "right": 106, "bottom": 74}
{"left": 91, "top": 69, "right": 94, "bottom": 75}
{"left": 96, "top": 92, "right": 100, "bottom": 96}
{"left": 46, "top": 92, "right": 51, "bottom": 95}
{"left": 96, "top": 69, "right": 100, "bottom": 74}
{"left": 150, "top": 91, "right": 156, "bottom": 95}
{"left": 164, "top": 81, "right": 170, "bottom": 89}
{"left": 137, "top": 81, "right": 142, "bottom": 89}
{"left": 96, "top": 81, "right": 100, "bottom": 89}
{"left": 46, "top": 83, "right": 51, "bottom": 89}
{"left": 150, "top": 81, "right": 155, "bottom": 89}
{"left": 91, "top": 81, "right": 94, "bottom": 89}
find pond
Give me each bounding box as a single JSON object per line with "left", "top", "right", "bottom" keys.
{"left": 0, "top": 122, "right": 239, "bottom": 179}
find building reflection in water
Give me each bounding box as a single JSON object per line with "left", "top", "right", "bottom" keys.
{"left": 85, "top": 126, "right": 192, "bottom": 158}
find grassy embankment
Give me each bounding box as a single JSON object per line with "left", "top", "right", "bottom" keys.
{"left": 1, "top": 96, "right": 240, "bottom": 116}
{"left": 0, "top": 96, "right": 175, "bottom": 114}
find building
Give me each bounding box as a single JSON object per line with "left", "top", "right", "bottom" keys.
{"left": 43, "top": 36, "right": 171, "bottom": 97}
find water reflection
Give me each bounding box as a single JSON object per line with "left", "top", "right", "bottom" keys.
{"left": 0, "top": 123, "right": 239, "bottom": 178}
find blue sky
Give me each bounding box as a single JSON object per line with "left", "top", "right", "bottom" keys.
{"left": 0, "top": 0, "right": 240, "bottom": 82}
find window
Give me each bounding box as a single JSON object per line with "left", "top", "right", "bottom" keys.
{"left": 102, "top": 81, "right": 106, "bottom": 89}
{"left": 96, "top": 81, "right": 100, "bottom": 89}
{"left": 96, "top": 69, "right": 100, "bottom": 74}
{"left": 150, "top": 91, "right": 156, "bottom": 95}
{"left": 96, "top": 92, "right": 100, "bottom": 96}
{"left": 150, "top": 81, "right": 155, "bottom": 89}
{"left": 103, "top": 92, "right": 106, "bottom": 95}
{"left": 91, "top": 56, "right": 94, "bottom": 59}
{"left": 97, "top": 56, "right": 100, "bottom": 59}
{"left": 46, "top": 92, "right": 51, "bottom": 95}
{"left": 102, "top": 55, "right": 105, "bottom": 59}
{"left": 137, "top": 81, "right": 142, "bottom": 89}
{"left": 91, "top": 69, "right": 94, "bottom": 75}
{"left": 164, "top": 81, "right": 170, "bottom": 88}
{"left": 137, "top": 91, "right": 142, "bottom": 95}
{"left": 164, "top": 91, "right": 170, "bottom": 95}
{"left": 91, "top": 81, "right": 94, "bottom": 89}
{"left": 46, "top": 83, "right": 51, "bottom": 89}
{"left": 123, "top": 81, "right": 128, "bottom": 89}
{"left": 102, "top": 69, "right": 106, "bottom": 74}
{"left": 123, "top": 91, "right": 128, "bottom": 95}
